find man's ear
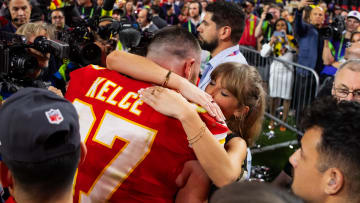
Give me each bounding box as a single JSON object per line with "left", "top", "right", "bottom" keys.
{"left": 0, "top": 162, "right": 14, "bottom": 189}
{"left": 80, "top": 142, "right": 87, "bottom": 165}
{"left": 323, "top": 168, "right": 344, "bottom": 195}
{"left": 218, "top": 26, "right": 232, "bottom": 41}
{"left": 184, "top": 58, "right": 196, "bottom": 81}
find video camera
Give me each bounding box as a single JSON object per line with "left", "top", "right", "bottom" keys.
{"left": 319, "top": 15, "right": 346, "bottom": 40}
{"left": 56, "top": 0, "right": 153, "bottom": 65}
{"left": 0, "top": 31, "right": 70, "bottom": 94}
{"left": 0, "top": 31, "right": 69, "bottom": 79}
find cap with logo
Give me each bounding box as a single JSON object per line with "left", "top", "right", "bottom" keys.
{"left": 0, "top": 88, "right": 80, "bottom": 163}
{"left": 348, "top": 10, "right": 360, "bottom": 22}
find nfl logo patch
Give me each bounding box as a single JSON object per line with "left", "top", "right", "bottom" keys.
{"left": 45, "top": 109, "right": 64, "bottom": 124}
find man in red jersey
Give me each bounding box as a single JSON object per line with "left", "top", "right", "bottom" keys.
{"left": 66, "top": 26, "right": 228, "bottom": 203}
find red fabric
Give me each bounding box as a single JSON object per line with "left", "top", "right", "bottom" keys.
{"left": 5, "top": 196, "right": 16, "bottom": 203}
{"left": 239, "top": 14, "right": 258, "bottom": 48}
{"left": 0, "top": 16, "right": 8, "bottom": 27}
{"left": 66, "top": 65, "right": 228, "bottom": 203}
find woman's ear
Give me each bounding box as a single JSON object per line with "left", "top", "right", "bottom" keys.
{"left": 233, "top": 106, "right": 249, "bottom": 118}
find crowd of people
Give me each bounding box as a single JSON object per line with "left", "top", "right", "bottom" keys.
{"left": 0, "top": 0, "right": 360, "bottom": 202}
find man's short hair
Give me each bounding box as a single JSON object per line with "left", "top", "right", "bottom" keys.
{"left": 51, "top": 8, "right": 65, "bottom": 16}
{"left": 336, "top": 59, "right": 360, "bottom": 79}
{"left": 268, "top": 3, "right": 281, "bottom": 11}
{"left": 301, "top": 97, "right": 360, "bottom": 199}
{"left": 147, "top": 26, "right": 201, "bottom": 60}
{"left": 205, "top": 2, "right": 245, "bottom": 44}
{"left": 150, "top": 5, "right": 161, "bottom": 14}
{"left": 0, "top": 88, "right": 81, "bottom": 200}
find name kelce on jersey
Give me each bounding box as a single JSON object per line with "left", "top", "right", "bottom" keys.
{"left": 85, "top": 77, "right": 144, "bottom": 116}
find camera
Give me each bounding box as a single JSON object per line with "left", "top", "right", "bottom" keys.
{"left": 265, "top": 13, "right": 273, "bottom": 21}
{"left": 0, "top": 32, "right": 69, "bottom": 78}
{"left": 0, "top": 32, "right": 70, "bottom": 94}
{"left": 319, "top": 15, "right": 346, "bottom": 40}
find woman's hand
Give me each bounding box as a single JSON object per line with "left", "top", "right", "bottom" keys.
{"left": 138, "top": 86, "right": 197, "bottom": 121}
{"left": 177, "top": 80, "right": 225, "bottom": 122}
{"left": 269, "top": 36, "right": 277, "bottom": 45}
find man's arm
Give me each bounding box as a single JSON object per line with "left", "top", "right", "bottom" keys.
{"left": 254, "top": 11, "right": 266, "bottom": 38}
{"left": 175, "top": 160, "right": 210, "bottom": 203}
{"left": 323, "top": 40, "right": 335, "bottom": 65}
{"left": 294, "top": 0, "right": 312, "bottom": 37}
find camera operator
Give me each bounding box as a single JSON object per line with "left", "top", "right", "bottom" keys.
{"left": 0, "top": 23, "right": 63, "bottom": 99}
{"left": 0, "top": 0, "right": 31, "bottom": 33}
{"left": 322, "top": 10, "right": 360, "bottom": 78}
{"left": 94, "top": 17, "right": 118, "bottom": 67}
{"left": 16, "top": 23, "right": 51, "bottom": 75}
{"left": 255, "top": 4, "right": 282, "bottom": 46}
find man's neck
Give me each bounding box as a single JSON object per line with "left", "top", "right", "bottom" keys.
{"left": 83, "top": 1, "right": 93, "bottom": 8}
{"left": 11, "top": 22, "right": 20, "bottom": 29}
{"left": 322, "top": 195, "right": 354, "bottom": 203}
{"left": 190, "top": 16, "right": 200, "bottom": 25}
{"left": 211, "top": 41, "right": 235, "bottom": 57}
{"left": 14, "top": 189, "right": 73, "bottom": 203}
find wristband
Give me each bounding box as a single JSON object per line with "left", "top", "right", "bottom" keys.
{"left": 162, "top": 70, "right": 172, "bottom": 87}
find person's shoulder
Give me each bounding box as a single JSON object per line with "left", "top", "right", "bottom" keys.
{"left": 223, "top": 54, "right": 248, "bottom": 65}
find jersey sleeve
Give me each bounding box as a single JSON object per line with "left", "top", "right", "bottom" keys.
{"left": 196, "top": 105, "right": 228, "bottom": 146}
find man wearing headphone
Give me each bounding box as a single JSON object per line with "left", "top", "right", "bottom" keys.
{"left": 182, "top": 1, "right": 201, "bottom": 37}
{"left": 137, "top": 8, "right": 158, "bottom": 33}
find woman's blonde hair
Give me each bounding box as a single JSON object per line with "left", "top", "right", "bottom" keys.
{"left": 16, "top": 22, "right": 52, "bottom": 40}
{"left": 211, "top": 62, "right": 266, "bottom": 146}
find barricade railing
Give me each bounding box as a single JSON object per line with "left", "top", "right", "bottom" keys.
{"left": 239, "top": 46, "right": 320, "bottom": 136}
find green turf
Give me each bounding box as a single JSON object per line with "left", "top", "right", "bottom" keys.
{"left": 251, "top": 117, "right": 300, "bottom": 180}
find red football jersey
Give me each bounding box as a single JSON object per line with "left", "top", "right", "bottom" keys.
{"left": 66, "top": 65, "right": 228, "bottom": 203}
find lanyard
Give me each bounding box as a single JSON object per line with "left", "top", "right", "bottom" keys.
{"left": 82, "top": 7, "right": 94, "bottom": 18}
{"left": 249, "top": 14, "right": 255, "bottom": 36}
{"left": 337, "top": 35, "right": 344, "bottom": 60}
{"left": 267, "top": 26, "right": 272, "bottom": 41}
{"left": 188, "top": 20, "right": 192, "bottom": 33}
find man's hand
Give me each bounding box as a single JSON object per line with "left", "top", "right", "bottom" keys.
{"left": 175, "top": 160, "right": 211, "bottom": 203}
{"left": 298, "top": 0, "right": 312, "bottom": 10}
{"left": 260, "top": 5, "right": 269, "bottom": 20}
{"left": 48, "top": 86, "right": 64, "bottom": 97}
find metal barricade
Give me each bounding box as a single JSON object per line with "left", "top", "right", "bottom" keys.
{"left": 239, "top": 46, "right": 320, "bottom": 136}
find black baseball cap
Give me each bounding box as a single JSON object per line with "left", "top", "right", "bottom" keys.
{"left": 0, "top": 88, "right": 80, "bottom": 163}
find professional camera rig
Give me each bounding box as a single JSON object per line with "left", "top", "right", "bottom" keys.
{"left": 0, "top": 31, "right": 69, "bottom": 95}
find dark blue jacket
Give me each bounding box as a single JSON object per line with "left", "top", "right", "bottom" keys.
{"left": 294, "top": 8, "right": 319, "bottom": 70}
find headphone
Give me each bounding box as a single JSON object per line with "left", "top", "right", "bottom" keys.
{"left": 145, "top": 8, "right": 152, "bottom": 22}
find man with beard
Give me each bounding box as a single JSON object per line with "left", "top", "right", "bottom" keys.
{"left": 197, "top": 1, "right": 247, "bottom": 90}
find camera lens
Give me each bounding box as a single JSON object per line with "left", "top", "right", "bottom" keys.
{"left": 265, "top": 13, "right": 273, "bottom": 21}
